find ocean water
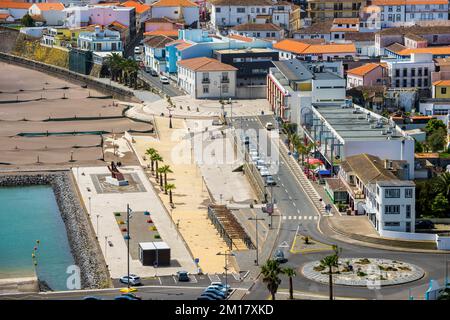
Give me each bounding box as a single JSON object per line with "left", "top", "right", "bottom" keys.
{"left": 0, "top": 185, "right": 75, "bottom": 291}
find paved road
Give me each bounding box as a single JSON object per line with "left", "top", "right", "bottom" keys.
{"left": 233, "top": 115, "right": 449, "bottom": 300}
{"left": 139, "top": 70, "right": 184, "bottom": 97}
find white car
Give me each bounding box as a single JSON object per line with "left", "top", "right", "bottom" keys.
{"left": 260, "top": 169, "right": 270, "bottom": 177}
{"left": 265, "top": 122, "right": 274, "bottom": 130}
{"left": 119, "top": 274, "right": 141, "bottom": 286}
{"left": 134, "top": 46, "right": 141, "bottom": 54}
{"left": 160, "top": 76, "right": 170, "bottom": 84}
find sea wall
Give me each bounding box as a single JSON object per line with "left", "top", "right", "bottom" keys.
{"left": 0, "top": 171, "right": 110, "bottom": 290}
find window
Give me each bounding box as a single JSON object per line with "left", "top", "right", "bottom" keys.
{"left": 411, "top": 79, "right": 415, "bottom": 87}
{"left": 411, "top": 68, "right": 415, "bottom": 76}
{"left": 237, "top": 7, "right": 245, "bottom": 13}
{"left": 403, "top": 79, "right": 407, "bottom": 87}
{"left": 111, "top": 43, "right": 117, "bottom": 51}
{"left": 418, "top": 68, "right": 422, "bottom": 76}
{"left": 222, "top": 84, "right": 229, "bottom": 93}
{"left": 385, "top": 189, "right": 400, "bottom": 198}
{"left": 424, "top": 78, "right": 428, "bottom": 86}
{"left": 385, "top": 222, "right": 400, "bottom": 227}
{"left": 418, "top": 78, "right": 422, "bottom": 87}
{"left": 203, "top": 86, "right": 209, "bottom": 94}
{"left": 403, "top": 68, "right": 407, "bottom": 77}
{"left": 395, "top": 69, "right": 400, "bottom": 77}
{"left": 385, "top": 205, "right": 400, "bottom": 214}
{"left": 216, "top": 7, "right": 221, "bottom": 13}
{"left": 406, "top": 205, "right": 411, "bottom": 218}
{"left": 334, "top": 34, "right": 339, "bottom": 39}
{"left": 262, "top": 8, "right": 266, "bottom": 13}
{"left": 395, "top": 79, "right": 400, "bottom": 87}
{"left": 442, "top": 87, "right": 447, "bottom": 95}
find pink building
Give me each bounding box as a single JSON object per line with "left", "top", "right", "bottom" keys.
{"left": 144, "top": 17, "right": 183, "bottom": 32}
{"left": 346, "top": 62, "right": 388, "bottom": 88}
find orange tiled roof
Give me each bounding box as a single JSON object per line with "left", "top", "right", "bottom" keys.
{"left": 397, "top": 46, "right": 450, "bottom": 56}
{"left": 303, "top": 43, "right": 356, "bottom": 54}
{"left": 110, "top": 20, "right": 127, "bottom": 29}
{"left": 0, "top": 13, "right": 11, "bottom": 19}
{"left": 0, "top": 1, "right": 31, "bottom": 9}
{"left": 151, "top": 0, "right": 198, "bottom": 7}
{"left": 347, "top": 63, "right": 385, "bottom": 77}
{"left": 176, "top": 42, "right": 192, "bottom": 50}
{"left": 228, "top": 34, "right": 253, "bottom": 42}
{"left": 121, "top": 1, "right": 150, "bottom": 14}
{"left": 34, "top": 3, "right": 65, "bottom": 11}
{"left": 273, "top": 39, "right": 310, "bottom": 54}
{"left": 330, "top": 27, "right": 358, "bottom": 32}
{"left": 333, "top": 18, "right": 359, "bottom": 24}
{"left": 144, "top": 30, "right": 179, "bottom": 37}
{"left": 433, "top": 80, "right": 450, "bottom": 86}
{"left": 177, "top": 57, "right": 237, "bottom": 71}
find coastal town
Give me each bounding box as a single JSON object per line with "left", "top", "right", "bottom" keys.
{"left": 0, "top": 0, "right": 449, "bottom": 304}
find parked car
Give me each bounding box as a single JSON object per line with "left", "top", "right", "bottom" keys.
{"left": 265, "top": 122, "right": 274, "bottom": 130}
{"left": 134, "top": 46, "right": 141, "bottom": 54}
{"left": 176, "top": 271, "right": 190, "bottom": 282}
{"left": 273, "top": 249, "right": 286, "bottom": 263}
{"left": 415, "top": 220, "right": 435, "bottom": 229}
{"left": 121, "top": 293, "right": 142, "bottom": 300}
{"left": 260, "top": 169, "right": 270, "bottom": 177}
{"left": 244, "top": 136, "right": 250, "bottom": 145}
{"left": 119, "top": 274, "right": 141, "bottom": 286}
{"left": 197, "top": 295, "right": 216, "bottom": 300}
{"left": 83, "top": 296, "right": 102, "bottom": 300}
{"left": 114, "top": 295, "right": 139, "bottom": 300}
{"left": 150, "top": 69, "right": 158, "bottom": 77}
{"left": 204, "top": 287, "right": 227, "bottom": 298}
{"left": 266, "top": 175, "right": 276, "bottom": 186}
{"left": 207, "top": 285, "right": 228, "bottom": 295}
{"left": 160, "top": 76, "right": 170, "bottom": 84}
{"left": 201, "top": 292, "right": 224, "bottom": 300}
{"left": 211, "top": 282, "right": 232, "bottom": 292}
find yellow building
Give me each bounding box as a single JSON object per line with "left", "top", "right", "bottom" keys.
{"left": 433, "top": 80, "right": 450, "bottom": 99}
{"left": 306, "top": 0, "right": 366, "bottom": 22}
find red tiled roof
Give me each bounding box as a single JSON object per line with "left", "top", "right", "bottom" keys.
{"left": 177, "top": 57, "right": 237, "bottom": 71}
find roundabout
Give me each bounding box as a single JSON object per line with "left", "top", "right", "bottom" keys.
{"left": 302, "top": 258, "right": 425, "bottom": 287}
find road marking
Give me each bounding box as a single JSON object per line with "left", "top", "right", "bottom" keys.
{"left": 172, "top": 276, "right": 177, "bottom": 284}
{"left": 293, "top": 202, "right": 296, "bottom": 207}
{"left": 208, "top": 274, "right": 221, "bottom": 282}
{"left": 288, "top": 216, "right": 292, "bottom": 220}
{"left": 189, "top": 275, "right": 198, "bottom": 283}
{"left": 292, "top": 215, "right": 297, "bottom": 219}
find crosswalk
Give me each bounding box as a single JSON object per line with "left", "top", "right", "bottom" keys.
{"left": 282, "top": 215, "right": 318, "bottom": 221}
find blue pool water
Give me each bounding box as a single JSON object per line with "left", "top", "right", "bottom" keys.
{"left": 0, "top": 185, "right": 75, "bottom": 290}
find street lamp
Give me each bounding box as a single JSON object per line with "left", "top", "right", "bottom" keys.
{"left": 229, "top": 98, "right": 232, "bottom": 127}
{"left": 104, "top": 235, "right": 111, "bottom": 269}
{"left": 248, "top": 216, "right": 265, "bottom": 266}
{"left": 169, "top": 109, "right": 173, "bottom": 129}
{"left": 126, "top": 204, "right": 133, "bottom": 289}
{"left": 96, "top": 214, "right": 100, "bottom": 239}
{"left": 217, "top": 251, "right": 235, "bottom": 291}
{"left": 88, "top": 196, "right": 91, "bottom": 216}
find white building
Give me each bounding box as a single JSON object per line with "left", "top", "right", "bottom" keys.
{"left": 150, "top": 0, "right": 199, "bottom": 27}
{"left": 338, "top": 153, "right": 416, "bottom": 233}
{"left": 0, "top": 2, "right": 32, "bottom": 21}
{"left": 64, "top": 4, "right": 136, "bottom": 35}
{"left": 230, "top": 22, "right": 284, "bottom": 40}
{"left": 29, "top": 3, "right": 65, "bottom": 26}
{"left": 177, "top": 57, "right": 237, "bottom": 99}
{"left": 209, "top": 0, "right": 290, "bottom": 29}
{"left": 383, "top": 53, "right": 434, "bottom": 89}
{"left": 143, "top": 34, "right": 176, "bottom": 73}
{"left": 78, "top": 26, "right": 122, "bottom": 52}
{"left": 370, "top": 0, "right": 449, "bottom": 28}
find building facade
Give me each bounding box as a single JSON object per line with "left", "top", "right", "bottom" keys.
{"left": 306, "top": 0, "right": 366, "bottom": 22}
{"left": 383, "top": 53, "right": 434, "bottom": 89}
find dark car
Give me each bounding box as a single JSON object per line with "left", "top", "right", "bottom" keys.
{"left": 83, "top": 296, "right": 102, "bottom": 300}
{"left": 415, "top": 220, "right": 435, "bottom": 229}
{"left": 114, "top": 295, "right": 139, "bottom": 300}
{"left": 201, "top": 292, "right": 224, "bottom": 300}
{"left": 197, "top": 296, "right": 216, "bottom": 301}
{"left": 177, "top": 271, "right": 190, "bottom": 282}
{"left": 273, "top": 249, "right": 287, "bottom": 263}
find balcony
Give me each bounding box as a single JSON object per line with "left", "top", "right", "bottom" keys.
{"left": 202, "top": 78, "right": 210, "bottom": 84}
{"left": 221, "top": 78, "right": 229, "bottom": 83}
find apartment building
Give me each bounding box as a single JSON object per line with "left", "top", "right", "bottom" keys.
{"left": 177, "top": 57, "right": 238, "bottom": 99}
{"left": 209, "top": 0, "right": 291, "bottom": 29}
{"left": 383, "top": 53, "right": 434, "bottom": 89}
{"left": 267, "top": 59, "right": 345, "bottom": 122}
{"left": 306, "top": 0, "right": 366, "bottom": 22}
{"left": 335, "top": 153, "right": 415, "bottom": 233}
{"left": 230, "top": 23, "right": 284, "bottom": 40}
{"left": 144, "top": 34, "right": 177, "bottom": 73}
{"left": 346, "top": 62, "right": 388, "bottom": 88}
{"left": 77, "top": 26, "right": 122, "bottom": 52}
{"left": 150, "top": 0, "right": 199, "bottom": 27}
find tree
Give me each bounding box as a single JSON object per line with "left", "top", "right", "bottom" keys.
{"left": 431, "top": 193, "right": 450, "bottom": 218}
{"left": 145, "top": 148, "right": 157, "bottom": 172}
{"left": 414, "top": 139, "right": 423, "bottom": 153}
{"left": 426, "top": 128, "right": 446, "bottom": 152}
{"left": 21, "top": 14, "right": 35, "bottom": 27}
{"left": 425, "top": 119, "right": 446, "bottom": 135}
{"left": 320, "top": 245, "right": 340, "bottom": 300}
{"left": 165, "top": 183, "right": 176, "bottom": 204}
{"left": 436, "top": 172, "right": 450, "bottom": 201}
{"left": 261, "top": 259, "right": 282, "bottom": 301}
{"left": 159, "top": 165, "right": 173, "bottom": 192}
{"left": 150, "top": 152, "right": 163, "bottom": 180}
{"left": 104, "top": 53, "right": 123, "bottom": 82}
{"left": 282, "top": 267, "right": 296, "bottom": 300}
{"left": 157, "top": 167, "right": 164, "bottom": 188}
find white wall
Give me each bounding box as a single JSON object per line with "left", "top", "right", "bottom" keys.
{"left": 194, "top": 70, "right": 236, "bottom": 99}
{"left": 379, "top": 229, "right": 436, "bottom": 241}
{"left": 312, "top": 77, "right": 346, "bottom": 105}
{"left": 151, "top": 6, "right": 199, "bottom": 26}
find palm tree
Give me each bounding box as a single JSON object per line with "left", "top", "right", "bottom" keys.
{"left": 436, "top": 172, "right": 450, "bottom": 201}
{"left": 104, "top": 53, "right": 122, "bottom": 82}
{"left": 145, "top": 148, "right": 157, "bottom": 172}
{"left": 157, "top": 167, "right": 164, "bottom": 188}
{"left": 282, "top": 267, "right": 297, "bottom": 300}
{"left": 304, "top": 142, "right": 314, "bottom": 175}
{"left": 150, "top": 152, "right": 163, "bottom": 179}
{"left": 159, "top": 165, "right": 173, "bottom": 192}
{"left": 261, "top": 259, "right": 282, "bottom": 301}
{"left": 165, "top": 183, "right": 176, "bottom": 204}
{"left": 319, "top": 245, "right": 341, "bottom": 300}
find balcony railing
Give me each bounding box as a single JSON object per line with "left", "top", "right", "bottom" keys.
{"left": 221, "top": 78, "right": 229, "bottom": 83}
{"left": 202, "top": 78, "right": 210, "bottom": 84}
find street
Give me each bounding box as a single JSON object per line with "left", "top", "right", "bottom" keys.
{"left": 139, "top": 70, "right": 184, "bottom": 97}
{"left": 232, "top": 115, "right": 449, "bottom": 300}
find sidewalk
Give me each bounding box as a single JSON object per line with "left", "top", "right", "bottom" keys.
{"left": 125, "top": 96, "right": 273, "bottom": 120}
{"left": 129, "top": 116, "right": 232, "bottom": 273}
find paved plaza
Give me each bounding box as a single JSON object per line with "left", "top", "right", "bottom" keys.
{"left": 72, "top": 166, "right": 196, "bottom": 279}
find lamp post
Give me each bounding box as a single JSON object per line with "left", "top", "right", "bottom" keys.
{"left": 229, "top": 98, "right": 232, "bottom": 127}
{"left": 248, "top": 216, "right": 265, "bottom": 266}
{"left": 169, "top": 111, "right": 173, "bottom": 129}
{"left": 217, "top": 251, "right": 235, "bottom": 291}
{"left": 126, "top": 204, "right": 133, "bottom": 289}
{"left": 104, "top": 235, "right": 110, "bottom": 269}
{"left": 88, "top": 196, "right": 91, "bottom": 216}
{"left": 96, "top": 214, "right": 100, "bottom": 239}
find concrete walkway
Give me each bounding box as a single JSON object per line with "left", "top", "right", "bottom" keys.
{"left": 72, "top": 166, "right": 197, "bottom": 279}
{"left": 129, "top": 116, "right": 233, "bottom": 274}
{"left": 125, "top": 96, "right": 273, "bottom": 120}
